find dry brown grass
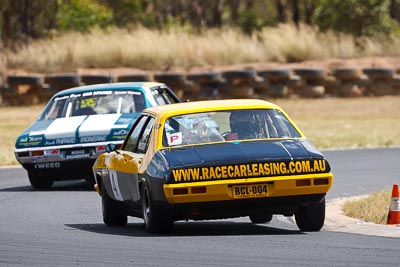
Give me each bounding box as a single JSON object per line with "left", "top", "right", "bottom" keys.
{"left": 6, "top": 25, "right": 400, "bottom": 73}
{"left": 0, "top": 105, "right": 42, "bottom": 165}
{"left": 274, "top": 96, "right": 400, "bottom": 149}
{"left": 261, "top": 24, "right": 358, "bottom": 62}
{"left": 1, "top": 96, "right": 400, "bottom": 166}
{"left": 343, "top": 190, "right": 391, "bottom": 224}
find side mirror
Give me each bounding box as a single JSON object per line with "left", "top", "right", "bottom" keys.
{"left": 105, "top": 143, "right": 116, "bottom": 153}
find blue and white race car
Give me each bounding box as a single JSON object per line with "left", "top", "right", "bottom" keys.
{"left": 15, "top": 82, "right": 180, "bottom": 189}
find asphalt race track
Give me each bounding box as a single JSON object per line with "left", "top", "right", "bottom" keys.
{"left": 1, "top": 147, "right": 399, "bottom": 266}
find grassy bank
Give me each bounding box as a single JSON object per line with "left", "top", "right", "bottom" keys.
{"left": 343, "top": 190, "right": 391, "bottom": 224}
{"left": 0, "top": 105, "right": 43, "bottom": 165}
{"left": 275, "top": 96, "right": 400, "bottom": 149}
{"left": 6, "top": 24, "right": 400, "bottom": 73}
{"left": 2, "top": 96, "right": 400, "bottom": 166}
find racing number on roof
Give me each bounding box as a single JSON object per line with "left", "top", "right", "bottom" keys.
{"left": 109, "top": 169, "right": 123, "bottom": 201}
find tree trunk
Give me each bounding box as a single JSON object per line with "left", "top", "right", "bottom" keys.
{"left": 210, "top": 0, "right": 224, "bottom": 27}
{"left": 304, "top": 0, "right": 316, "bottom": 24}
{"left": 292, "top": 0, "right": 300, "bottom": 26}
{"left": 276, "top": 0, "right": 287, "bottom": 23}
{"left": 230, "top": 0, "right": 241, "bottom": 23}
{"left": 390, "top": 0, "right": 400, "bottom": 22}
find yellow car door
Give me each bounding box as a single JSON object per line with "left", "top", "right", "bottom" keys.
{"left": 109, "top": 115, "right": 155, "bottom": 203}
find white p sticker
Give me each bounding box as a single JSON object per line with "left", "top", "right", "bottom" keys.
{"left": 167, "top": 132, "right": 183, "bottom": 146}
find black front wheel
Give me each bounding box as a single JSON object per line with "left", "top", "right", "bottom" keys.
{"left": 142, "top": 186, "right": 173, "bottom": 234}
{"left": 28, "top": 171, "right": 53, "bottom": 190}
{"left": 295, "top": 198, "right": 326, "bottom": 232}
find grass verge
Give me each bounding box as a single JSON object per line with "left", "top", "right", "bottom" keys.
{"left": 0, "top": 105, "right": 42, "bottom": 165}
{"left": 343, "top": 190, "right": 391, "bottom": 224}
{"left": 275, "top": 96, "right": 400, "bottom": 149}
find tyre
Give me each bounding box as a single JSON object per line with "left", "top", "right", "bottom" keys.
{"left": 222, "top": 69, "right": 256, "bottom": 80}
{"left": 222, "top": 70, "right": 256, "bottom": 87}
{"left": 295, "top": 198, "right": 326, "bottom": 232}
{"left": 101, "top": 183, "right": 127, "bottom": 226}
{"left": 298, "top": 85, "right": 325, "bottom": 98}
{"left": 153, "top": 72, "right": 185, "bottom": 84}
{"left": 116, "top": 73, "right": 151, "bottom": 82}
{"left": 222, "top": 70, "right": 256, "bottom": 88}
{"left": 7, "top": 75, "right": 44, "bottom": 86}
{"left": 142, "top": 186, "right": 173, "bottom": 234}
{"left": 294, "top": 69, "right": 325, "bottom": 81}
{"left": 334, "top": 68, "right": 362, "bottom": 81}
{"left": 229, "top": 86, "right": 255, "bottom": 98}
{"left": 253, "top": 78, "right": 268, "bottom": 95}
{"left": 249, "top": 213, "right": 273, "bottom": 224}
{"left": 81, "top": 74, "right": 114, "bottom": 85}
{"left": 286, "top": 75, "right": 304, "bottom": 88}
{"left": 362, "top": 68, "right": 395, "bottom": 80}
{"left": 44, "top": 73, "right": 81, "bottom": 85}
{"left": 267, "top": 84, "right": 289, "bottom": 98}
{"left": 337, "top": 82, "right": 364, "bottom": 97}
{"left": 186, "top": 72, "right": 221, "bottom": 83}
{"left": 182, "top": 80, "right": 199, "bottom": 94}
{"left": 257, "top": 69, "right": 290, "bottom": 83}
{"left": 367, "top": 80, "right": 393, "bottom": 96}
{"left": 28, "top": 171, "right": 53, "bottom": 190}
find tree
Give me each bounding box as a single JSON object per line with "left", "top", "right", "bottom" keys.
{"left": 103, "top": 0, "right": 144, "bottom": 27}
{"left": 1, "top": 0, "right": 399, "bottom": 47}
{"left": 56, "top": 0, "right": 113, "bottom": 32}
{"left": 0, "top": 0, "right": 58, "bottom": 46}
{"left": 315, "top": 0, "right": 397, "bottom": 36}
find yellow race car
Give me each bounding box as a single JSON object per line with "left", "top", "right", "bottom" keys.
{"left": 92, "top": 99, "right": 333, "bottom": 233}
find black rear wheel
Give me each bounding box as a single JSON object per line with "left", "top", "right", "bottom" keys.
{"left": 295, "top": 198, "right": 326, "bottom": 232}
{"left": 101, "top": 184, "right": 127, "bottom": 226}
{"left": 249, "top": 213, "right": 273, "bottom": 224}
{"left": 28, "top": 171, "right": 53, "bottom": 190}
{"left": 142, "top": 186, "right": 173, "bottom": 234}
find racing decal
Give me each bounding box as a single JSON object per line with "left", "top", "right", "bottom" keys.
{"left": 109, "top": 169, "right": 123, "bottom": 201}
{"left": 167, "top": 132, "right": 183, "bottom": 146}
{"left": 111, "top": 129, "right": 129, "bottom": 139}
{"left": 79, "top": 136, "right": 107, "bottom": 143}
{"left": 18, "top": 135, "right": 44, "bottom": 146}
{"left": 171, "top": 159, "right": 328, "bottom": 182}
{"left": 34, "top": 162, "right": 61, "bottom": 169}
{"left": 55, "top": 137, "right": 76, "bottom": 145}
{"left": 65, "top": 149, "right": 90, "bottom": 160}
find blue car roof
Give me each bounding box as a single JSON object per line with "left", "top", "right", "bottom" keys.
{"left": 53, "top": 82, "right": 168, "bottom": 96}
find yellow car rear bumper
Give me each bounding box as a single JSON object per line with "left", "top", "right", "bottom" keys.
{"left": 164, "top": 173, "right": 333, "bottom": 204}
